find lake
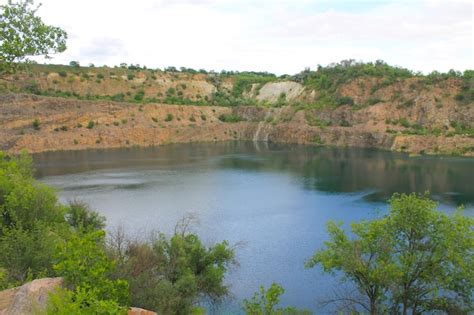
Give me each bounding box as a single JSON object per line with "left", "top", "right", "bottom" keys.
{"left": 33, "top": 142, "right": 474, "bottom": 314}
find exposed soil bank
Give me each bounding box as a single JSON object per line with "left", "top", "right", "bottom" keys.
{"left": 1, "top": 94, "right": 472, "bottom": 156}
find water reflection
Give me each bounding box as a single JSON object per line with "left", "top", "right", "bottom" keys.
{"left": 34, "top": 141, "right": 474, "bottom": 206}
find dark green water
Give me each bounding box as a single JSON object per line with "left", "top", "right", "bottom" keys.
{"left": 33, "top": 142, "right": 474, "bottom": 313}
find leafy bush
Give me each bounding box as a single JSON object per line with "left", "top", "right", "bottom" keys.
{"left": 243, "top": 283, "right": 310, "bottom": 315}
{"left": 164, "top": 113, "right": 173, "bottom": 122}
{"left": 218, "top": 114, "right": 243, "bottom": 123}
{"left": 32, "top": 119, "right": 40, "bottom": 130}
{"left": 367, "top": 97, "right": 382, "bottom": 105}
{"left": 65, "top": 201, "right": 105, "bottom": 233}
{"left": 134, "top": 90, "right": 145, "bottom": 102}
{"left": 336, "top": 96, "right": 354, "bottom": 106}
{"left": 110, "top": 217, "right": 235, "bottom": 314}
{"left": 53, "top": 230, "right": 129, "bottom": 313}
{"left": 166, "top": 87, "right": 176, "bottom": 96}
{"left": 0, "top": 152, "right": 68, "bottom": 286}
{"left": 111, "top": 93, "right": 125, "bottom": 102}
{"left": 87, "top": 121, "right": 95, "bottom": 129}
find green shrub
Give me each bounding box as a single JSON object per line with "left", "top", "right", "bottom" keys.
{"left": 218, "top": 114, "right": 243, "bottom": 123}
{"left": 398, "top": 117, "right": 411, "bottom": 128}
{"left": 65, "top": 201, "right": 105, "bottom": 233}
{"left": 339, "top": 119, "right": 351, "bottom": 127}
{"left": 53, "top": 231, "right": 129, "bottom": 313}
{"left": 164, "top": 113, "right": 173, "bottom": 122}
{"left": 0, "top": 152, "right": 68, "bottom": 286}
{"left": 127, "top": 73, "right": 135, "bottom": 80}
{"left": 134, "top": 90, "right": 145, "bottom": 102}
{"left": 111, "top": 93, "right": 125, "bottom": 102}
{"left": 336, "top": 96, "right": 354, "bottom": 106}
{"left": 367, "top": 97, "right": 382, "bottom": 105}
{"left": 32, "top": 119, "right": 40, "bottom": 130}
{"left": 454, "top": 93, "right": 465, "bottom": 101}
{"left": 166, "top": 87, "right": 176, "bottom": 96}
{"left": 87, "top": 121, "right": 95, "bottom": 129}
{"left": 243, "top": 283, "right": 310, "bottom": 315}
{"left": 58, "top": 71, "right": 67, "bottom": 77}
{"left": 110, "top": 217, "right": 235, "bottom": 314}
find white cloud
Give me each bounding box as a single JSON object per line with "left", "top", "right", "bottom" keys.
{"left": 17, "top": 0, "right": 473, "bottom": 74}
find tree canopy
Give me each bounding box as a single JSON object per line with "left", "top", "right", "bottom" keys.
{"left": 0, "top": 0, "right": 67, "bottom": 76}
{"left": 306, "top": 193, "right": 474, "bottom": 314}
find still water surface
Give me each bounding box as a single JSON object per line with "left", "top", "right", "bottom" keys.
{"left": 33, "top": 142, "right": 474, "bottom": 313}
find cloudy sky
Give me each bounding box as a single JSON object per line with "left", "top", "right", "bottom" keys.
{"left": 20, "top": 0, "right": 474, "bottom": 74}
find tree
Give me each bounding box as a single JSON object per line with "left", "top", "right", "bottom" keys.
{"left": 243, "top": 283, "right": 311, "bottom": 315}
{"left": 0, "top": 151, "right": 68, "bottom": 286}
{"left": 306, "top": 193, "right": 474, "bottom": 314}
{"left": 0, "top": 0, "right": 67, "bottom": 76}
{"left": 51, "top": 230, "right": 129, "bottom": 314}
{"left": 65, "top": 200, "right": 105, "bottom": 233}
{"left": 110, "top": 216, "right": 236, "bottom": 314}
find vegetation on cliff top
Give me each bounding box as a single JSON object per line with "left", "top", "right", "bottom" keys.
{"left": 2, "top": 60, "right": 472, "bottom": 109}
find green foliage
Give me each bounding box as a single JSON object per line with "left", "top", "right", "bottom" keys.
{"left": 306, "top": 193, "right": 474, "bottom": 314}
{"left": 134, "top": 89, "right": 145, "bottom": 102}
{"left": 53, "top": 230, "right": 129, "bottom": 311}
{"left": 231, "top": 74, "right": 276, "bottom": 98}
{"left": 336, "top": 96, "right": 354, "bottom": 106}
{"left": 367, "top": 97, "right": 382, "bottom": 105}
{"left": 304, "top": 112, "right": 331, "bottom": 127}
{"left": 398, "top": 117, "right": 410, "bottom": 128}
{"left": 87, "top": 120, "right": 95, "bottom": 129}
{"left": 243, "top": 283, "right": 311, "bottom": 315}
{"left": 32, "top": 118, "right": 40, "bottom": 130}
{"left": 127, "top": 73, "right": 134, "bottom": 80}
{"left": 111, "top": 93, "right": 125, "bottom": 102}
{"left": 110, "top": 217, "right": 236, "bottom": 314}
{"left": 294, "top": 60, "right": 413, "bottom": 92}
{"left": 0, "top": 152, "right": 68, "bottom": 285}
{"left": 45, "top": 287, "right": 127, "bottom": 315}
{"left": 65, "top": 200, "right": 105, "bottom": 233}
{"left": 218, "top": 113, "right": 243, "bottom": 123}
{"left": 0, "top": 0, "right": 67, "bottom": 76}
{"left": 449, "top": 121, "right": 474, "bottom": 137}
{"left": 164, "top": 113, "right": 173, "bottom": 122}
{"left": 166, "top": 87, "right": 176, "bottom": 96}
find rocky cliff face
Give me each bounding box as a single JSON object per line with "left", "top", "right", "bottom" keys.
{"left": 0, "top": 63, "right": 472, "bottom": 155}
{"left": 0, "top": 278, "right": 157, "bottom": 315}
{"left": 1, "top": 93, "right": 472, "bottom": 156}
{"left": 0, "top": 277, "right": 63, "bottom": 315}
